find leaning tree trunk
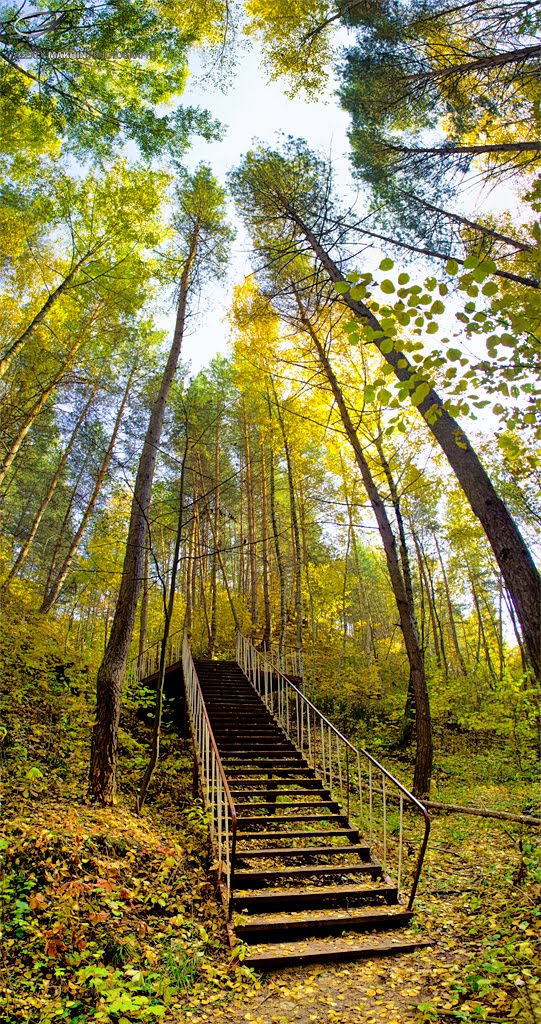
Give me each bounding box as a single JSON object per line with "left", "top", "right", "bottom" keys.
{"left": 89, "top": 229, "right": 199, "bottom": 805}
{"left": 298, "top": 302, "right": 432, "bottom": 796}
{"left": 0, "top": 251, "right": 95, "bottom": 379}
{"left": 40, "top": 364, "right": 136, "bottom": 614}
{"left": 289, "top": 213, "right": 541, "bottom": 681}
{"left": 2, "top": 383, "right": 99, "bottom": 587}
{"left": 272, "top": 381, "right": 304, "bottom": 683}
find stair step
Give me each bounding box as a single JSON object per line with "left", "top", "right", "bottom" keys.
{"left": 236, "top": 800, "right": 340, "bottom": 811}
{"left": 234, "top": 862, "right": 380, "bottom": 885}
{"left": 232, "top": 788, "right": 327, "bottom": 798}
{"left": 237, "top": 828, "right": 360, "bottom": 841}
{"left": 226, "top": 768, "right": 313, "bottom": 777}
{"left": 238, "top": 813, "right": 348, "bottom": 826}
{"left": 236, "top": 844, "right": 371, "bottom": 860}
{"left": 236, "top": 905, "right": 410, "bottom": 941}
{"left": 223, "top": 759, "right": 304, "bottom": 768}
{"left": 233, "top": 882, "right": 397, "bottom": 913}
{"left": 242, "top": 933, "right": 434, "bottom": 969}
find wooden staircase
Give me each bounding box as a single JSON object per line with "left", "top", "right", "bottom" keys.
{"left": 194, "top": 658, "right": 432, "bottom": 969}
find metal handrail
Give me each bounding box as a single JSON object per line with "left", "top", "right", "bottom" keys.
{"left": 182, "top": 634, "right": 238, "bottom": 918}
{"left": 127, "top": 628, "right": 185, "bottom": 683}
{"left": 236, "top": 631, "right": 430, "bottom": 911}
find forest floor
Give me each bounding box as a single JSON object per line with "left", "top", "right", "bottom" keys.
{"left": 1, "top": 619, "right": 540, "bottom": 1023}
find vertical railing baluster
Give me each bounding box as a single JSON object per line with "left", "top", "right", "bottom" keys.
{"left": 398, "top": 793, "right": 404, "bottom": 896}
{"left": 382, "top": 772, "right": 387, "bottom": 875}
{"left": 369, "top": 761, "right": 373, "bottom": 846}
{"left": 337, "top": 733, "right": 343, "bottom": 804}
{"left": 328, "top": 725, "right": 333, "bottom": 794}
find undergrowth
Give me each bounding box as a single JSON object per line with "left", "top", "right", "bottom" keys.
{"left": 1, "top": 596, "right": 539, "bottom": 1023}
{"left": 0, "top": 601, "right": 260, "bottom": 1022}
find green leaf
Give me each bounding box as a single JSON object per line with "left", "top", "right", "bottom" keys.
{"left": 426, "top": 322, "right": 438, "bottom": 334}
{"left": 379, "top": 257, "right": 394, "bottom": 270}
{"left": 482, "top": 281, "right": 499, "bottom": 296}
{"left": 377, "top": 388, "right": 392, "bottom": 404}
{"left": 380, "top": 337, "right": 394, "bottom": 353}
{"left": 335, "top": 281, "right": 349, "bottom": 294}
{"left": 430, "top": 300, "right": 445, "bottom": 315}
{"left": 411, "top": 382, "right": 431, "bottom": 407}
{"left": 398, "top": 272, "right": 410, "bottom": 285}
{"left": 343, "top": 321, "right": 359, "bottom": 332}
{"left": 446, "top": 259, "right": 460, "bottom": 275}
{"left": 380, "top": 279, "right": 395, "bottom": 294}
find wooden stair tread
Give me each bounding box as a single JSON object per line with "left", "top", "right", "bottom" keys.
{"left": 236, "top": 844, "right": 370, "bottom": 859}
{"left": 236, "top": 800, "right": 339, "bottom": 810}
{"left": 234, "top": 862, "right": 379, "bottom": 883}
{"left": 242, "top": 934, "right": 434, "bottom": 969}
{"left": 232, "top": 789, "right": 326, "bottom": 797}
{"left": 234, "top": 882, "right": 394, "bottom": 903}
{"left": 236, "top": 905, "right": 410, "bottom": 929}
{"left": 238, "top": 814, "right": 347, "bottom": 825}
{"left": 237, "top": 829, "right": 359, "bottom": 841}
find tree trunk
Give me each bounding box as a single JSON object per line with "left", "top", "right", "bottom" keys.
{"left": 260, "top": 440, "right": 272, "bottom": 648}
{"left": 298, "top": 303, "right": 432, "bottom": 795}
{"left": 410, "top": 518, "right": 442, "bottom": 671}
{"left": 373, "top": 434, "right": 420, "bottom": 744}
{"left": 243, "top": 402, "right": 258, "bottom": 632}
{"left": 207, "top": 433, "right": 220, "bottom": 658}
{"left": 2, "top": 383, "right": 99, "bottom": 586}
{"left": 40, "top": 364, "right": 135, "bottom": 614}
{"left": 418, "top": 43, "right": 541, "bottom": 85}
{"left": 401, "top": 191, "right": 534, "bottom": 254}
{"left": 137, "top": 540, "right": 150, "bottom": 677}
{"left": 136, "top": 430, "right": 189, "bottom": 813}
{"left": 388, "top": 141, "right": 541, "bottom": 157}
{"left": 433, "top": 533, "right": 468, "bottom": 676}
{"left": 273, "top": 382, "right": 304, "bottom": 682}
{"left": 88, "top": 228, "right": 199, "bottom": 805}
{"left": 267, "top": 419, "right": 288, "bottom": 669}
{"left": 0, "top": 251, "right": 93, "bottom": 379}
{"left": 289, "top": 214, "right": 541, "bottom": 681}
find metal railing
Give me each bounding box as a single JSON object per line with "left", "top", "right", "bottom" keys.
{"left": 248, "top": 636, "right": 304, "bottom": 679}
{"left": 236, "top": 631, "right": 430, "bottom": 910}
{"left": 127, "top": 629, "right": 184, "bottom": 683}
{"left": 183, "top": 634, "right": 237, "bottom": 918}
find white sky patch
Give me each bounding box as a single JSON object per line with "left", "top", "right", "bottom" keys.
{"left": 171, "top": 42, "right": 353, "bottom": 373}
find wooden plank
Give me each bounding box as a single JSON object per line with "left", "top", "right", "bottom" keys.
{"left": 236, "top": 905, "right": 409, "bottom": 937}
{"left": 234, "top": 862, "right": 380, "bottom": 885}
{"left": 236, "top": 844, "right": 371, "bottom": 859}
{"left": 242, "top": 936, "right": 434, "bottom": 969}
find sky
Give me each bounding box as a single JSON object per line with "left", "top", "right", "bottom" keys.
{"left": 170, "top": 42, "right": 353, "bottom": 373}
